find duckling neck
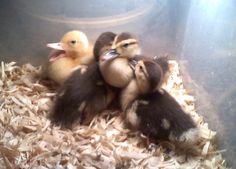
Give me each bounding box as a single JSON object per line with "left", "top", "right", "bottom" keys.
{"left": 68, "top": 47, "right": 94, "bottom": 65}
{"left": 120, "top": 79, "right": 140, "bottom": 111}
{"left": 66, "top": 51, "right": 80, "bottom": 60}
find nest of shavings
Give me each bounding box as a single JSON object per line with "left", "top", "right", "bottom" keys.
{"left": 0, "top": 61, "right": 228, "bottom": 169}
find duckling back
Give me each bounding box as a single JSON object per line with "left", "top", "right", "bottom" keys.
{"left": 121, "top": 57, "right": 198, "bottom": 145}
{"left": 134, "top": 90, "right": 197, "bottom": 141}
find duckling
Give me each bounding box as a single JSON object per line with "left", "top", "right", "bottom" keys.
{"left": 49, "top": 32, "right": 117, "bottom": 128}
{"left": 123, "top": 59, "right": 198, "bottom": 145}
{"left": 99, "top": 32, "right": 141, "bottom": 88}
{"left": 45, "top": 30, "right": 94, "bottom": 85}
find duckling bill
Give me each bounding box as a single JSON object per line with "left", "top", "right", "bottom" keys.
{"left": 47, "top": 48, "right": 66, "bottom": 62}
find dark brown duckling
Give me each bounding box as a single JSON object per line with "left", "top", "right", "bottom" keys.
{"left": 123, "top": 58, "right": 198, "bottom": 145}
{"left": 49, "top": 32, "right": 117, "bottom": 128}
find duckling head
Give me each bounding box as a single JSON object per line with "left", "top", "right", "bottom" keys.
{"left": 101, "top": 32, "right": 141, "bottom": 61}
{"left": 134, "top": 60, "right": 163, "bottom": 94}
{"left": 47, "top": 30, "right": 89, "bottom": 62}
{"left": 93, "top": 32, "right": 116, "bottom": 61}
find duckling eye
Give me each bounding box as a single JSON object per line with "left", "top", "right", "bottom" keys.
{"left": 122, "top": 43, "right": 129, "bottom": 48}
{"left": 139, "top": 65, "right": 143, "bottom": 70}
{"left": 70, "top": 40, "right": 77, "bottom": 44}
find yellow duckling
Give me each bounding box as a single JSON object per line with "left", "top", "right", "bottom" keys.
{"left": 50, "top": 32, "right": 118, "bottom": 128}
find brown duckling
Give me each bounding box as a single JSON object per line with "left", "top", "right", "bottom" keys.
{"left": 123, "top": 59, "right": 198, "bottom": 145}
{"left": 98, "top": 32, "right": 170, "bottom": 89}
{"left": 45, "top": 30, "right": 94, "bottom": 85}
{"left": 49, "top": 32, "right": 117, "bottom": 128}
{"left": 99, "top": 32, "right": 141, "bottom": 88}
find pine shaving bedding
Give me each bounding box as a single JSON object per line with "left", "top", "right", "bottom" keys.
{"left": 0, "top": 61, "right": 228, "bottom": 169}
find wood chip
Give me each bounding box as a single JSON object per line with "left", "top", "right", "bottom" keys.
{"left": 0, "top": 61, "right": 228, "bottom": 168}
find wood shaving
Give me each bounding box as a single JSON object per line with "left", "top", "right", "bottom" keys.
{"left": 0, "top": 61, "right": 228, "bottom": 169}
